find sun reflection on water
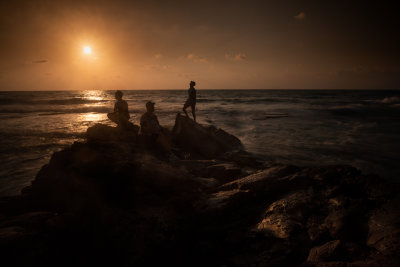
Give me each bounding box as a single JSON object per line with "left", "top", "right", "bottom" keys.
{"left": 79, "top": 112, "right": 106, "bottom": 123}
{"left": 82, "top": 90, "right": 107, "bottom": 101}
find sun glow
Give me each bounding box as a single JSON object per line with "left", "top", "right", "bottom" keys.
{"left": 83, "top": 46, "right": 92, "bottom": 54}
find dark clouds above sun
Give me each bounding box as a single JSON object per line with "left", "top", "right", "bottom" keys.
{"left": 0, "top": 0, "right": 399, "bottom": 90}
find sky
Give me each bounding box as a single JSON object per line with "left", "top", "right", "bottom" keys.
{"left": 0, "top": 0, "right": 399, "bottom": 90}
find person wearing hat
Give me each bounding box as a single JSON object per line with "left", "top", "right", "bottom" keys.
{"left": 183, "top": 80, "right": 197, "bottom": 122}
{"left": 107, "top": 90, "right": 130, "bottom": 127}
{"left": 139, "top": 101, "right": 172, "bottom": 153}
{"left": 140, "top": 101, "right": 161, "bottom": 135}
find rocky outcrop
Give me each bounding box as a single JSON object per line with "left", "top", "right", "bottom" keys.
{"left": 86, "top": 123, "right": 139, "bottom": 143}
{"left": 172, "top": 113, "right": 243, "bottom": 158}
{"left": 0, "top": 114, "right": 399, "bottom": 266}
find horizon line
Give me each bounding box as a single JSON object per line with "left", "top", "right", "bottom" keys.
{"left": 1, "top": 88, "right": 399, "bottom": 92}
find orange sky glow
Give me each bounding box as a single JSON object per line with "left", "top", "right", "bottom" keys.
{"left": 0, "top": 0, "right": 399, "bottom": 90}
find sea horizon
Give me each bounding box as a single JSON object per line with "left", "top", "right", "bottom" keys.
{"left": 1, "top": 88, "right": 399, "bottom": 92}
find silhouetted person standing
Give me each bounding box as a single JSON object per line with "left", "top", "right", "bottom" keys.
{"left": 183, "top": 81, "right": 197, "bottom": 122}
{"left": 108, "top": 90, "right": 130, "bottom": 127}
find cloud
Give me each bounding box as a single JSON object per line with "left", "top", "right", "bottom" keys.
{"left": 294, "top": 12, "right": 306, "bottom": 21}
{"left": 154, "top": 53, "right": 162, "bottom": 59}
{"left": 186, "top": 53, "right": 208, "bottom": 63}
{"left": 32, "top": 59, "right": 48, "bottom": 64}
{"left": 225, "top": 53, "right": 246, "bottom": 61}
{"left": 143, "top": 64, "right": 172, "bottom": 71}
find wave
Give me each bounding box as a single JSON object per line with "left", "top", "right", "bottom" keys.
{"left": 0, "top": 97, "right": 108, "bottom": 106}
{"left": 197, "top": 97, "right": 294, "bottom": 104}
{"left": 318, "top": 102, "right": 400, "bottom": 117}
{"left": 251, "top": 113, "right": 289, "bottom": 120}
{"left": 0, "top": 106, "right": 111, "bottom": 114}
{"left": 380, "top": 96, "right": 400, "bottom": 104}
{"left": 0, "top": 130, "right": 85, "bottom": 139}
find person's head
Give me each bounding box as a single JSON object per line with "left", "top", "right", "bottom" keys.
{"left": 190, "top": 81, "right": 196, "bottom": 88}
{"left": 146, "top": 101, "right": 155, "bottom": 113}
{"left": 115, "top": 90, "right": 123, "bottom": 100}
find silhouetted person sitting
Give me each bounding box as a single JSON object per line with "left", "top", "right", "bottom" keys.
{"left": 183, "top": 80, "right": 197, "bottom": 122}
{"left": 108, "top": 90, "right": 130, "bottom": 128}
{"left": 140, "top": 101, "right": 173, "bottom": 154}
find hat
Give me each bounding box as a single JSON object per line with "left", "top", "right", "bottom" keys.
{"left": 146, "top": 101, "right": 155, "bottom": 108}
{"left": 115, "top": 90, "right": 123, "bottom": 98}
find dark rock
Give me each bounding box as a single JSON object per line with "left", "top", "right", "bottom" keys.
{"left": 221, "top": 150, "right": 264, "bottom": 168}
{"left": 0, "top": 121, "right": 398, "bottom": 266}
{"left": 0, "top": 211, "right": 55, "bottom": 228}
{"left": 219, "top": 165, "right": 301, "bottom": 192}
{"left": 204, "top": 163, "right": 242, "bottom": 181}
{"left": 307, "top": 240, "right": 342, "bottom": 262}
{"left": 254, "top": 191, "right": 312, "bottom": 239}
{"left": 0, "top": 226, "right": 25, "bottom": 245}
{"left": 86, "top": 123, "right": 139, "bottom": 143}
{"left": 28, "top": 141, "right": 202, "bottom": 212}
{"left": 172, "top": 113, "right": 243, "bottom": 158}
{"left": 367, "top": 194, "right": 400, "bottom": 255}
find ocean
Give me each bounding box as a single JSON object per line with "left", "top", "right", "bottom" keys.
{"left": 1, "top": 89, "right": 400, "bottom": 196}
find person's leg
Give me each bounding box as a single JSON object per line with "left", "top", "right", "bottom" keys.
{"left": 183, "top": 102, "right": 189, "bottom": 117}
{"left": 107, "top": 112, "right": 119, "bottom": 124}
{"left": 191, "top": 103, "right": 196, "bottom": 122}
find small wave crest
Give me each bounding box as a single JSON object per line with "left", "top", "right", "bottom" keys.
{"left": 0, "top": 130, "right": 85, "bottom": 139}
{"left": 251, "top": 113, "right": 289, "bottom": 120}
{"left": 0, "top": 106, "right": 111, "bottom": 114}
{"left": 0, "top": 97, "right": 108, "bottom": 106}
{"left": 380, "top": 96, "right": 400, "bottom": 104}
{"left": 198, "top": 97, "right": 291, "bottom": 104}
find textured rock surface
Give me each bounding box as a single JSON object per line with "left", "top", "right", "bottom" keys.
{"left": 172, "top": 113, "right": 243, "bottom": 158}
{"left": 0, "top": 115, "right": 399, "bottom": 266}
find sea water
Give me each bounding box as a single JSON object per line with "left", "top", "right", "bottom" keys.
{"left": 1, "top": 89, "right": 400, "bottom": 196}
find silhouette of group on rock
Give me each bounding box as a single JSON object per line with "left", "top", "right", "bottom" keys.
{"left": 107, "top": 81, "right": 197, "bottom": 156}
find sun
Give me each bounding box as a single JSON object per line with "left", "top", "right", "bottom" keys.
{"left": 83, "top": 46, "right": 92, "bottom": 55}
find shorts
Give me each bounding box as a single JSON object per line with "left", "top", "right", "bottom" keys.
{"left": 183, "top": 99, "right": 196, "bottom": 109}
